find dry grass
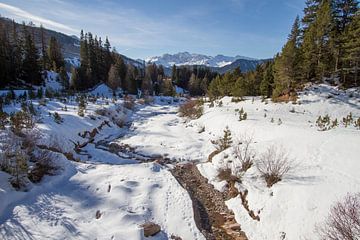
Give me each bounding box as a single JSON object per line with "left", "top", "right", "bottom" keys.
{"left": 179, "top": 100, "right": 203, "bottom": 120}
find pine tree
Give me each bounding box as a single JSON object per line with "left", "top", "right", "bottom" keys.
{"left": 315, "top": 0, "right": 336, "bottom": 79}
{"left": 333, "top": 0, "right": 358, "bottom": 31}
{"left": 333, "top": 0, "right": 359, "bottom": 76}
{"left": 171, "top": 64, "right": 177, "bottom": 83}
{"left": 302, "top": 0, "right": 321, "bottom": 30}
{"left": 80, "top": 30, "right": 89, "bottom": 68}
{"left": 124, "top": 65, "right": 138, "bottom": 94}
{"left": 273, "top": 16, "right": 302, "bottom": 97}
{"left": 40, "top": 24, "right": 49, "bottom": 70}
{"left": 161, "top": 79, "right": 176, "bottom": 96}
{"left": 47, "top": 36, "right": 64, "bottom": 72}
{"left": 107, "top": 64, "right": 121, "bottom": 90}
{"left": 58, "top": 67, "right": 69, "bottom": 90}
{"left": 260, "top": 61, "right": 274, "bottom": 97}
{"left": 342, "top": 10, "right": 360, "bottom": 86}
{"left": 10, "top": 20, "right": 23, "bottom": 85}
{"left": 22, "top": 24, "right": 42, "bottom": 86}
{"left": 70, "top": 67, "right": 79, "bottom": 90}
{"left": 188, "top": 73, "right": 199, "bottom": 96}
{"left": 208, "top": 76, "right": 222, "bottom": 99}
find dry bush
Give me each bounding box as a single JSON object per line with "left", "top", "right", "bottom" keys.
{"left": 28, "top": 150, "right": 58, "bottom": 183}
{"left": 217, "top": 168, "right": 240, "bottom": 182}
{"left": 317, "top": 193, "right": 360, "bottom": 240}
{"left": 112, "top": 116, "right": 125, "bottom": 128}
{"left": 256, "top": 145, "right": 294, "bottom": 187}
{"left": 144, "top": 96, "right": 154, "bottom": 104}
{"left": 22, "top": 129, "right": 41, "bottom": 153}
{"left": 233, "top": 136, "right": 255, "bottom": 173}
{"left": 178, "top": 100, "right": 203, "bottom": 119}
{"left": 124, "top": 95, "right": 135, "bottom": 110}
{"left": 95, "top": 108, "right": 106, "bottom": 116}
{"left": 0, "top": 131, "right": 29, "bottom": 189}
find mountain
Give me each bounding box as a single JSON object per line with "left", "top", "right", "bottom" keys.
{"left": 146, "top": 52, "right": 267, "bottom": 74}
{"left": 216, "top": 58, "right": 270, "bottom": 74}
{"left": 146, "top": 52, "right": 259, "bottom": 68}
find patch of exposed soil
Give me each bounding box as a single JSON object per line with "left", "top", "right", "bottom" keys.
{"left": 171, "top": 163, "right": 248, "bottom": 240}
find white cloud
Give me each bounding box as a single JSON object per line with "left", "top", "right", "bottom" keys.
{"left": 0, "top": 2, "right": 78, "bottom": 33}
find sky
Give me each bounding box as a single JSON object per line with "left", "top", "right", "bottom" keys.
{"left": 0, "top": 0, "right": 305, "bottom": 60}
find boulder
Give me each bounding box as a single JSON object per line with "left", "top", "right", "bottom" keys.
{"left": 141, "top": 222, "right": 161, "bottom": 237}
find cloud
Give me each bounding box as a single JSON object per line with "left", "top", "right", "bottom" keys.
{"left": 0, "top": 2, "right": 78, "bottom": 33}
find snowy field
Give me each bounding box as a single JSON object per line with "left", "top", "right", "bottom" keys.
{"left": 0, "top": 82, "right": 359, "bottom": 240}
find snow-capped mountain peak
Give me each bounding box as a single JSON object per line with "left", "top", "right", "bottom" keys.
{"left": 145, "top": 52, "right": 258, "bottom": 68}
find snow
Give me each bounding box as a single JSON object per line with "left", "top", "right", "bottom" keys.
{"left": 65, "top": 57, "right": 81, "bottom": 68}
{"left": 194, "top": 84, "right": 360, "bottom": 240}
{"left": 1, "top": 83, "right": 359, "bottom": 240}
{"left": 0, "top": 95, "right": 204, "bottom": 240}
{"left": 0, "top": 162, "right": 202, "bottom": 240}
{"left": 45, "top": 71, "right": 63, "bottom": 91}
{"left": 146, "top": 52, "right": 258, "bottom": 68}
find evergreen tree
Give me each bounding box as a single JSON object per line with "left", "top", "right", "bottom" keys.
{"left": 273, "top": 16, "right": 302, "bottom": 97}
{"left": 58, "top": 67, "right": 69, "bottom": 90}
{"left": 342, "top": 10, "right": 360, "bottom": 86}
{"left": 260, "top": 61, "right": 275, "bottom": 97}
{"left": 10, "top": 20, "right": 23, "bottom": 85}
{"left": 70, "top": 67, "right": 79, "bottom": 90}
{"left": 124, "top": 65, "right": 138, "bottom": 94}
{"left": 302, "top": 0, "right": 321, "bottom": 30}
{"left": 333, "top": 0, "right": 359, "bottom": 74}
{"left": 107, "top": 64, "right": 121, "bottom": 90}
{"left": 171, "top": 64, "right": 177, "bottom": 83}
{"left": 22, "top": 24, "right": 42, "bottom": 86}
{"left": 40, "top": 24, "right": 49, "bottom": 70}
{"left": 315, "top": 0, "right": 336, "bottom": 79}
{"left": 48, "top": 36, "right": 64, "bottom": 72}
{"left": 161, "top": 79, "right": 176, "bottom": 96}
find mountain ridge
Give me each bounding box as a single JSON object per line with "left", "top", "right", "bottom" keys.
{"left": 146, "top": 51, "right": 259, "bottom": 68}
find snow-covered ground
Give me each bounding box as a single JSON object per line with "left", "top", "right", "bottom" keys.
{"left": 1, "top": 83, "right": 359, "bottom": 240}
{"left": 194, "top": 84, "right": 360, "bottom": 240}
{"left": 0, "top": 91, "right": 204, "bottom": 240}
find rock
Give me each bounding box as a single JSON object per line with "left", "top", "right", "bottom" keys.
{"left": 228, "top": 223, "right": 241, "bottom": 231}
{"left": 95, "top": 210, "right": 102, "bottom": 219}
{"left": 108, "top": 142, "right": 122, "bottom": 153}
{"left": 141, "top": 222, "right": 161, "bottom": 237}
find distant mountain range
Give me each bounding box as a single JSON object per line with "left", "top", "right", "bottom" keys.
{"left": 146, "top": 52, "right": 268, "bottom": 73}
{"left": 146, "top": 52, "right": 258, "bottom": 68}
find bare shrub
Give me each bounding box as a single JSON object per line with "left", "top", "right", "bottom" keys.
{"left": 317, "top": 193, "right": 360, "bottom": 240}
{"left": 233, "top": 136, "right": 255, "bottom": 173}
{"left": 22, "top": 129, "right": 41, "bottom": 153}
{"left": 113, "top": 116, "right": 125, "bottom": 128}
{"left": 28, "top": 150, "right": 58, "bottom": 183}
{"left": 95, "top": 108, "right": 107, "bottom": 116}
{"left": 217, "top": 168, "right": 240, "bottom": 182}
{"left": 178, "top": 100, "right": 203, "bottom": 119}
{"left": 256, "top": 146, "right": 294, "bottom": 187}
{"left": 124, "top": 95, "right": 135, "bottom": 110}
{"left": 0, "top": 131, "right": 29, "bottom": 189}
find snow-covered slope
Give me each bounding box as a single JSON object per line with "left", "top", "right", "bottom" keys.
{"left": 0, "top": 94, "right": 204, "bottom": 240}
{"left": 146, "top": 52, "right": 258, "bottom": 68}
{"left": 192, "top": 84, "right": 360, "bottom": 240}
{"left": 1, "top": 83, "right": 359, "bottom": 240}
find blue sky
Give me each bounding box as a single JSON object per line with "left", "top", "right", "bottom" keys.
{"left": 0, "top": 0, "right": 305, "bottom": 60}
